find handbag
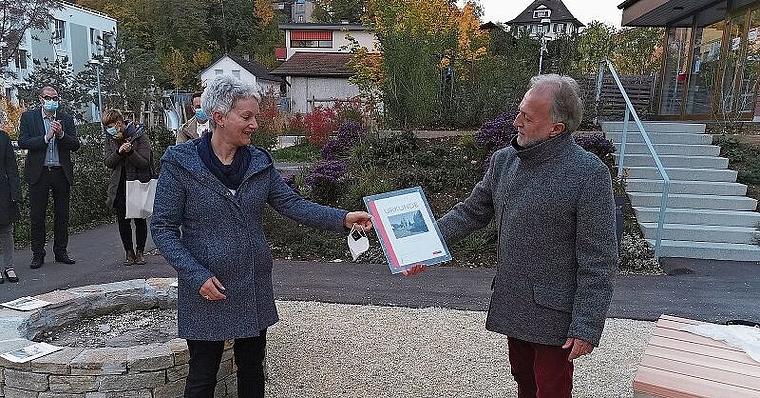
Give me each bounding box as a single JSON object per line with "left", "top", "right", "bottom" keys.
{"left": 124, "top": 127, "right": 157, "bottom": 219}
{"left": 125, "top": 178, "right": 157, "bottom": 219}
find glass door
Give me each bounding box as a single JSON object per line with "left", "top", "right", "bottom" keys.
{"left": 685, "top": 21, "right": 725, "bottom": 115}
{"left": 660, "top": 28, "right": 692, "bottom": 115}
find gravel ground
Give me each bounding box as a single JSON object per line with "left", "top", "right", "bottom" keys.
{"left": 266, "top": 301, "right": 654, "bottom": 398}
{"left": 37, "top": 301, "right": 654, "bottom": 397}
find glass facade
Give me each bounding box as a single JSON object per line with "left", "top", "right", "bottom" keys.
{"left": 658, "top": 2, "right": 760, "bottom": 120}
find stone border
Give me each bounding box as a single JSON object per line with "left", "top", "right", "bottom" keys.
{"left": 0, "top": 278, "right": 236, "bottom": 397}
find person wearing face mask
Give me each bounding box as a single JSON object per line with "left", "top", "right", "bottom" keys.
{"left": 176, "top": 92, "right": 210, "bottom": 144}
{"left": 18, "top": 86, "right": 80, "bottom": 269}
{"left": 102, "top": 109, "right": 154, "bottom": 266}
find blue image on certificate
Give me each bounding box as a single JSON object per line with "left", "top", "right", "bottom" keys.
{"left": 388, "top": 210, "right": 429, "bottom": 239}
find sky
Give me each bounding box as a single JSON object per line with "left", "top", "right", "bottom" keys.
{"left": 475, "top": 0, "right": 624, "bottom": 28}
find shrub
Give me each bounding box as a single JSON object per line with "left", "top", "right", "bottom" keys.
{"left": 304, "top": 160, "right": 348, "bottom": 205}
{"left": 304, "top": 106, "right": 337, "bottom": 146}
{"left": 286, "top": 112, "right": 306, "bottom": 135}
{"left": 618, "top": 233, "right": 663, "bottom": 274}
{"left": 321, "top": 121, "right": 365, "bottom": 160}
{"left": 475, "top": 110, "right": 518, "bottom": 151}
{"left": 333, "top": 97, "right": 367, "bottom": 125}
{"left": 356, "top": 131, "right": 418, "bottom": 167}
{"left": 574, "top": 134, "right": 617, "bottom": 173}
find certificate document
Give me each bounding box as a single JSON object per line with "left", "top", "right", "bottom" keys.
{"left": 364, "top": 187, "right": 451, "bottom": 273}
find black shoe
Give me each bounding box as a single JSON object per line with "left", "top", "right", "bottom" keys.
{"left": 4, "top": 267, "right": 18, "bottom": 283}
{"left": 54, "top": 254, "right": 76, "bottom": 265}
{"left": 30, "top": 256, "right": 44, "bottom": 269}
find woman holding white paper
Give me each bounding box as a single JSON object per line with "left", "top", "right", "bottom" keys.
{"left": 150, "top": 74, "right": 373, "bottom": 398}
{"left": 102, "top": 109, "right": 153, "bottom": 266}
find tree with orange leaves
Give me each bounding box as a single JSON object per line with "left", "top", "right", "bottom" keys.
{"left": 351, "top": 0, "right": 488, "bottom": 127}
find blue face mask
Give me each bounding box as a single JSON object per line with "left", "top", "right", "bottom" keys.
{"left": 43, "top": 100, "right": 59, "bottom": 112}
{"left": 195, "top": 108, "right": 208, "bottom": 122}
{"left": 106, "top": 126, "right": 118, "bottom": 136}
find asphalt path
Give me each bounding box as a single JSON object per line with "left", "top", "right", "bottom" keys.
{"left": 1, "top": 223, "right": 758, "bottom": 324}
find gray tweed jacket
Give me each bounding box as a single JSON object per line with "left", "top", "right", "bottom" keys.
{"left": 151, "top": 140, "right": 347, "bottom": 340}
{"left": 438, "top": 133, "right": 618, "bottom": 346}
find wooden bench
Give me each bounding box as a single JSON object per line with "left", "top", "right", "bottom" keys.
{"left": 633, "top": 314, "right": 760, "bottom": 397}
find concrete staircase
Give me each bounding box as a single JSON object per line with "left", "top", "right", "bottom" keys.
{"left": 601, "top": 121, "right": 760, "bottom": 261}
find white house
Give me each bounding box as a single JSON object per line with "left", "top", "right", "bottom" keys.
{"left": 271, "top": 23, "right": 376, "bottom": 113}
{"left": 2, "top": 2, "right": 116, "bottom": 121}
{"left": 200, "top": 54, "right": 284, "bottom": 95}
{"left": 506, "top": 0, "right": 583, "bottom": 38}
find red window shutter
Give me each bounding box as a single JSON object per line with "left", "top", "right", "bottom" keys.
{"left": 291, "top": 30, "right": 332, "bottom": 40}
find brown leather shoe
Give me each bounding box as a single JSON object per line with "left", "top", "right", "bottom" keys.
{"left": 124, "top": 249, "right": 136, "bottom": 266}
{"left": 134, "top": 250, "right": 146, "bottom": 265}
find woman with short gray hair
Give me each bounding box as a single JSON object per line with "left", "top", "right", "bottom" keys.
{"left": 151, "top": 74, "right": 374, "bottom": 398}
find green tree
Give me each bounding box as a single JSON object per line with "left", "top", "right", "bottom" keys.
{"left": 313, "top": 0, "right": 367, "bottom": 23}
{"left": 0, "top": 0, "right": 62, "bottom": 72}
{"left": 576, "top": 21, "right": 617, "bottom": 74}
{"left": 15, "top": 57, "right": 93, "bottom": 121}
{"left": 614, "top": 27, "right": 664, "bottom": 75}
{"left": 78, "top": 38, "right": 163, "bottom": 114}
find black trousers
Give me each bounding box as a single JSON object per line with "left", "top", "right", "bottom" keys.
{"left": 185, "top": 330, "right": 267, "bottom": 398}
{"left": 114, "top": 195, "right": 147, "bottom": 252}
{"left": 28, "top": 167, "right": 70, "bottom": 257}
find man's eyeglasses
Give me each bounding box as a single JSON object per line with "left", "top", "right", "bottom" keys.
{"left": 41, "top": 95, "right": 59, "bottom": 101}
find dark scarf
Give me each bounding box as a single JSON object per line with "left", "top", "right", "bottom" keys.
{"left": 198, "top": 131, "right": 251, "bottom": 190}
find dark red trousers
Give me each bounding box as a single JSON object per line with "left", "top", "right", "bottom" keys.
{"left": 508, "top": 337, "right": 574, "bottom": 398}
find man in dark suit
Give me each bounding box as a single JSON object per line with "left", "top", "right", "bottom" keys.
{"left": 18, "top": 86, "right": 80, "bottom": 268}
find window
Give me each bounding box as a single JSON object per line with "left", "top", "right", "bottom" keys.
{"left": 53, "top": 19, "right": 66, "bottom": 41}
{"left": 533, "top": 9, "right": 550, "bottom": 19}
{"left": 232, "top": 69, "right": 241, "bottom": 78}
{"left": 102, "top": 31, "right": 114, "bottom": 46}
{"left": 214, "top": 69, "right": 223, "bottom": 75}
{"left": 291, "top": 40, "right": 332, "bottom": 48}
{"left": 555, "top": 23, "right": 565, "bottom": 33}
{"left": 90, "top": 28, "right": 96, "bottom": 44}
{"left": 14, "top": 49, "right": 28, "bottom": 69}
{"left": 291, "top": 30, "right": 333, "bottom": 48}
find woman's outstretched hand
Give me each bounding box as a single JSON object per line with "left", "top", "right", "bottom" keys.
{"left": 344, "top": 211, "right": 373, "bottom": 231}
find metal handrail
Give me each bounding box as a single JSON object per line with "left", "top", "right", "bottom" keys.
{"left": 596, "top": 59, "right": 670, "bottom": 259}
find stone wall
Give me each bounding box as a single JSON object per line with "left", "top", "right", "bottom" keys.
{"left": 0, "top": 278, "right": 237, "bottom": 398}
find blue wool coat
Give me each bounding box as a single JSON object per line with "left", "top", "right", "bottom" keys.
{"left": 151, "top": 140, "right": 347, "bottom": 340}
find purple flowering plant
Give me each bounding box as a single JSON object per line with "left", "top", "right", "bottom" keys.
{"left": 321, "top": 121, "right": 365, "bottom": 160}
{"left": 475, "top": 110, "right": 518, "bottom": 152}
{"left": 305, "top": 160, "right": 348, "bottom": 188}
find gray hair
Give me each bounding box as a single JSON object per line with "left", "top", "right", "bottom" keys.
{"left": 529, "top": 74, "right": 584, "bottom": 133}
{"left": 201, "top": 75, "right": 260, "bottom": 129}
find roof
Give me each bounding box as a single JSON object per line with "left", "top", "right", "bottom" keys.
{"left": 506, "top": 0, "right": 584, "bottom": 26}
{"left": 206, "top": 54, "right": 284, "bottom": 83}
{"left": 269, "top": 52, "right": 354, "bottom": 78}
{"left": 278, "top": 22, "right": 369, "bottom": 31}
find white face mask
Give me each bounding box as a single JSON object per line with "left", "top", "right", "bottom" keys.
{"left": 347, "top": 224, "right": 370, "bottom": 261}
